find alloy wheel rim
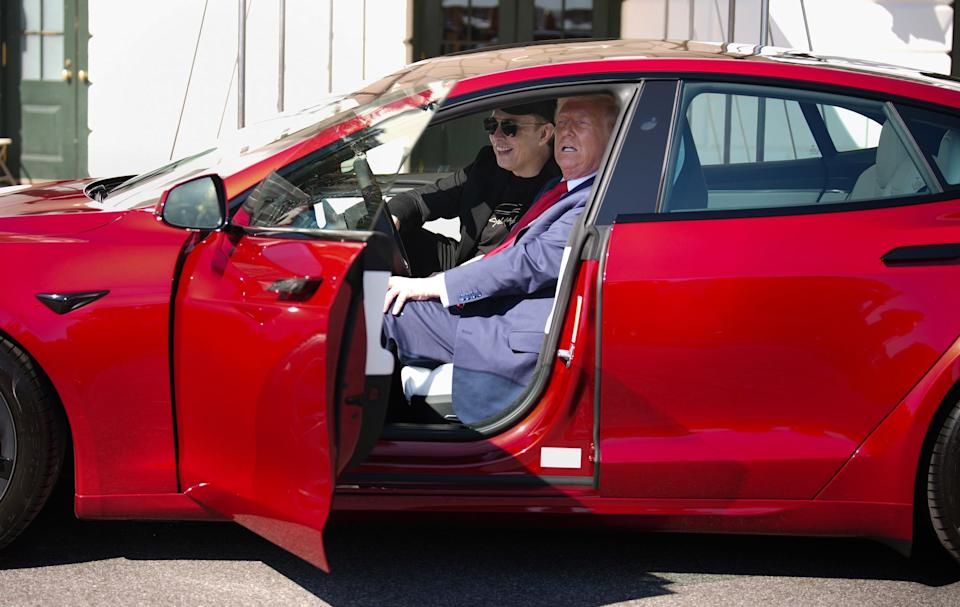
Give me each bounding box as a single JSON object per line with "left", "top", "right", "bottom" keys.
{"left": 0, "top": 392, "right": 15, "bottom": 501}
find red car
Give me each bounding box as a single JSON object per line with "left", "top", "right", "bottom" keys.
{"left": 2, "top": 40, "right": 960, "bottom": 571}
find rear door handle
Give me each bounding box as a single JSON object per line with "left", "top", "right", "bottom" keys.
{"left": 881, "top": 244, "right": 960, "bottom": 266}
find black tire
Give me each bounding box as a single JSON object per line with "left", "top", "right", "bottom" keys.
{"left": 0, "top": 337, "right": 66, "bottom": 550}
{"left": 927, "top": 398, "right": 960, "bottom": 565}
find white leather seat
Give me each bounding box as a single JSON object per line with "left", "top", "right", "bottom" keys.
{"left": 934, "top": 128, "right": 960, "bottom": 185}
{"left": 400, "top": 363, "right": 456, "bottom": 419}
{"left": 849, "top": 121, "right": 925, "bottom": 200}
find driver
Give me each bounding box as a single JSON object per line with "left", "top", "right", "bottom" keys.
{"left": 388, "top": 101, "right": 560, "bottom": 276}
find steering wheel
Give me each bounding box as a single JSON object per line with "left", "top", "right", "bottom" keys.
{"left": 355, "top": 153, "right": 412, "bottom": 277}
{"left": 370, "top": 200, "right": 412, "bottom": 277}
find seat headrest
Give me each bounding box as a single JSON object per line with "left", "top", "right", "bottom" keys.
{"left": 875, "top": 121, "right": 910, "bottom": 189}
{"left": 936, "top": 129, "right": 960, "bottom": 184}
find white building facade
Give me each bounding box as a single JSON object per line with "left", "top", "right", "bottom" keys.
{"left": 87, "top": 0, "right": 411, "bottom": 177}
{"left": 5, "top": 0, "right": 955, "bottom": 180}
{"left": 622, "top": 0, "right": 954, "bottom": 72}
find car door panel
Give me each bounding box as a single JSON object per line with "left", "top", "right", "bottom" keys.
{"left": 599, "top": 199, "right": 960, "bottom": 500}
{"left": 163, "top": 82, "right": 447, "bottom": 569}
{"left": 173, "top": 229, "right": 387, "bottom": 571}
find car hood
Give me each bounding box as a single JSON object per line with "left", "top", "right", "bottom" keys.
{"left": 0, "top": 180, "right": 103, "bottom": 216}
{"left": 0, "top": 180, "right": 125, "bottom": 236}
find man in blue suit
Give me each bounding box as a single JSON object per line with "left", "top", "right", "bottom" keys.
{"left": 382, "top": 94, "right": 619, "bottom": 425}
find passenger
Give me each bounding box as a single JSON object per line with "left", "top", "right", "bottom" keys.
{"left": 381, "top": 94, "right": 619, "bottom": 424}
{"left": 388, "top": 101, "right": 560, "bottom": 276}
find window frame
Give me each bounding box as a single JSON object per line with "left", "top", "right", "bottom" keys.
{"left": 589, "top": 78, "right": 680, "bottom": 226}
{"left": 641, "top": 79, "right": 945, "bottom": 220}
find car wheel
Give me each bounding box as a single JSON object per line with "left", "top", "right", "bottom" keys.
{"left": 927, "top": 398, "right": 960, "bottom": 565}
{"left": 0, "top": 337, "right": 66, "bottom": 549}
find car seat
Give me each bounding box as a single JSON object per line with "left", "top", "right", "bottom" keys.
{"left": 665, "top": 123, "right": 708, "bottom": 211}
{"left": 849, "top": 121, "right": 925, "bottom": 200}
{"left": 934, "top": 128, "right": 960, "bottom": 185}
{"left": 400, "top": 363, "right": 457, "bottom": 421}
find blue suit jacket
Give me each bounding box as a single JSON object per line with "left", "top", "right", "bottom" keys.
{"left": 442, "top": 178, "right": 593, "bottom": 423}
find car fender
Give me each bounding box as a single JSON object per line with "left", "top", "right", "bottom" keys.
{"left": 816, "top": 332, "right": 960, "bottom": 512}
{"left": 0, "top": 209, "right": 188, "bottom": 499}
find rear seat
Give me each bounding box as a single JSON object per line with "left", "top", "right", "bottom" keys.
{"left": 849, "top": 121, "right": 925, "bottom": 200}
{"left": 934, "top": 128, "right": 960, "bottom": 185}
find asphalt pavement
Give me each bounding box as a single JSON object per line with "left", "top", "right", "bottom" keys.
{"left": 1, "top": 504, "right": 958, "bottom": 606}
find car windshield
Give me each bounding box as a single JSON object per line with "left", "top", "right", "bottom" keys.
{"left": 102, "top": 93, "right": 369, "bottom": 211}
{"left": 232, "top": 102, "right": 437, "bottom": 232}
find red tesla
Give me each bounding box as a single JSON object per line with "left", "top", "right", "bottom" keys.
{"left": 2, "top": 40, "right": 960, "bottom": 571}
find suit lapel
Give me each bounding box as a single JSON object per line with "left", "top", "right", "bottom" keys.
{"left": 513, "top": 176, "right": 594, "bottom": 243}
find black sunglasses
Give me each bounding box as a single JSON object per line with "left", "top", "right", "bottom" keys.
{"left": 482, "top": 117, "right": 546, "bottom": 137}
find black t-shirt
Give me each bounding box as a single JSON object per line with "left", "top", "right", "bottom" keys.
{"left": 475, "top": 170, "right": 556, "bottom": 255}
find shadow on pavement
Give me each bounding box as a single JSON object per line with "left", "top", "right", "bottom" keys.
{"left": 1, "top": 506, "right": 957, "bottom": 606}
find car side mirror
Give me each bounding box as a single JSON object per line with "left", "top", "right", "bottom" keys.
{"left": 159, "top": 175, "right": 227, "bottom": 230}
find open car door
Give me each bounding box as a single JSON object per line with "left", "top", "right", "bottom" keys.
{"left": 169, "top": 85, "right": 448, "bottom": 571}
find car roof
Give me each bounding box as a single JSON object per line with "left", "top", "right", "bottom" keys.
{"left": 356, "top": 38, "right": 960, "bottom": 105}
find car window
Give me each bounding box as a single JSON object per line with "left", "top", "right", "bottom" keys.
{"left": 662, "top": 83, "right": 931, "bottom": 213}
{"left": 897, "top": 104, "right": 960, "bottom": 189}
{"left": 820, "top": 104, "right": 882, "bottom": 153}
{"left": 689, "top": 93, "right": 820, "bottom": 165}
{"left": 407, "top": 113, "right": 488, "bottom": 176}
{"left": 233, "top": 102, "right": 436, "bottom": 231}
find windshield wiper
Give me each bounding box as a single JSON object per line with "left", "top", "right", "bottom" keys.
{"left": 87, "top": 183, "right": 109, "bottom": 202}
{"left": 83, "top": 175, "right": 136, "bottom": 202}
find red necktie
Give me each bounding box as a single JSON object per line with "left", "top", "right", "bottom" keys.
{"left": 485, "top": 180, "right": 567, "bottom": 257}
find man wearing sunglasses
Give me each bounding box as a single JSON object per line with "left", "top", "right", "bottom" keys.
{"left": 382, "top": 94, "right": 619, "bottom": 425}
{"left": 387, "top": 101, "right": 560, "bottom": 276}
